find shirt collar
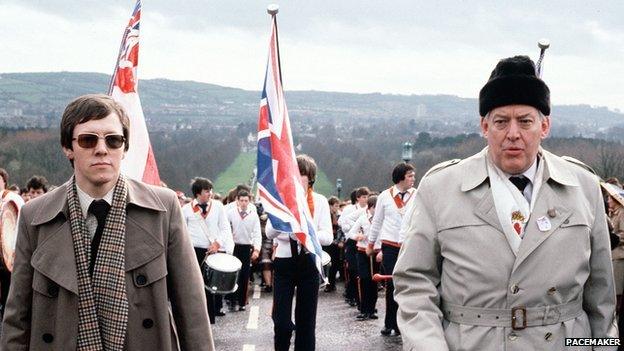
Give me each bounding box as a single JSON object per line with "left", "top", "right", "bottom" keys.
{"left": 501, "top": 156, "right": 539, "bottom": 184}
{"left": 76, "top": 184, "right": 114, "bottom": 219}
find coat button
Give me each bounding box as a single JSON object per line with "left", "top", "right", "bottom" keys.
{"left": 142, "top": 318, "right": 154, "bottom": 329}
{"left": 42, "top": 333, "right": 54, "bottom": 343}
{"left": 47, "top": 285, "right": 59, "bottom": 297}
{"left": 508, "top": 333, "right": 518, "bottom": 341}
{"left": 545, "top": 332, "right": 553, "bottom": 341}
{"left": 547, "top": 209, "right": 557, "bottom": 218}
{"left": 136, "top": 274, "right": 147, "bottom": 286}
{"left": 563, "top": 219, "right": 570, "bottom": 224}
{"left": 510, "top": 284, "right": 520, "bottom": 294}
{"left": 547, "top": 287, "right": 557, "bottom": 295}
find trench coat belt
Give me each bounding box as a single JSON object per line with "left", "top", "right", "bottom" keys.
{"left": 441, "top": 297, "right": 584, "bottom": 329}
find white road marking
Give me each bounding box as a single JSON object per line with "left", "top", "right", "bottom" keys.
{"left": 253, "top": 284, "right": 261, "bottom": 299}
{"left": 246, "top": 306, "right": 260, "bottom": 329}
{"left": 242, "top": 344, "right": 256, "bottom": 351}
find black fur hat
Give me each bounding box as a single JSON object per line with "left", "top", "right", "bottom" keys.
{"left": 479, "top": 55, "right": 550, "bottom": 117}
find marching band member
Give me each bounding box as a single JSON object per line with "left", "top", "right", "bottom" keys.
{"left": 182, "top": 177, "right": 233, "bottom": 324}
{"left": 348, "top": 195, "right": 380, "bottom": 321}
{"left": 366, "top": 162, "right": 416, "bottom": 336}
{"left": 338, "top": 187, "right": 370, "bottom": 307}
{"left": 266, "top": 154, "right": 333, "bottom": 351}
{"left": 226, "top": 189, "right": 261, "bottom": 311}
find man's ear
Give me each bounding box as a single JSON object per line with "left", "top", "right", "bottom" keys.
{"left": 62, "top": 146, "right": 74, "bottom": 161}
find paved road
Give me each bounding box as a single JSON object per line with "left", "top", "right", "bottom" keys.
{"left": 212, "top": 281, "right": 403, "bottom": 351}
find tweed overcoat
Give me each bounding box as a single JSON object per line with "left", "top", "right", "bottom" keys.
{"left": 394, "top": 148, "right": 618, "bottom": 351}
{"left": 1, "top": 179, "right": 215, "bottom": 350}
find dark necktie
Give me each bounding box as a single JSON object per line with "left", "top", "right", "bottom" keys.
{"left": 509, "top": 176, "right": 530, "bottom": 193}
{"left": 88, "top": 199, "right": 111, "bottom": 276}
{"left": 198, "top": 203, "right": 208, "bottom": 215}
{"left": 398, "top": 192, "right": 407, "bottom": 201}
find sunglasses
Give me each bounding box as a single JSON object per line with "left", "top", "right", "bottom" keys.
{"left": 73, "top": 133, "right": 126, "bottom": 149}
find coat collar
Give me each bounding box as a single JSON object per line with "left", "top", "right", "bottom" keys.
{"left": 460, "top": 147, "right": 579, "bottom": 193}
{"left": 31, "top": 177, "right": 166, "bottom": 226}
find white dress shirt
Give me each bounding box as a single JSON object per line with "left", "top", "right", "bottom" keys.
{"left": 266, "top": 192, "right": 333, "bottom": 258}
{"left": 76, "top": 184, "right": 114, "bottom": 240}
{"left": 226, "top": 205, "right": 261, "bottom": 251}
{"left": 338, "top": 203, "right": 367, "bottom": 234}
{"left": 182, "top": 198, "right": 233, "bottom": 254}
{"left": 368, "top": 185, "right": 415, "bottom": 245}
{"left": 347, "top": 211, "right": 381, "bottom": 251}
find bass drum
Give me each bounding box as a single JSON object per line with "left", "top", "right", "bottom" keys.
{"left": 0, "top": 201, "right": 18, "bottom": 272}
{"left": 202, "top": 253, "right": 242, "bottom": 294}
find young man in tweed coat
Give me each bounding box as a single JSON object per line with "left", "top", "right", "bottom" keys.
{"left": 1, "top": 94, "right": 214, "bottom": 350}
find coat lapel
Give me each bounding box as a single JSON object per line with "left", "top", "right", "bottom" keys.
{"left": 30, "top": 182, "right": 79, "bottom": 294}
{"left": 473, "top": 189, "right": 505, "bottom": 236}
{"left": 512, "top": 182, "right": 572, "bottom": 271}
{"left": 512, "top": 151, "right": 579, "bottom": 271}
{"left": 124, "top": 179, "right": 167, "bottom": 271}
{"left": 463, "top": 148, "right": 506, "bottom": 239}
{"left": 31, "top": 220, "right": 79, "bottom": 294}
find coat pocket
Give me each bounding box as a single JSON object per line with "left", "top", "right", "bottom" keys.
{"left": 32, "top": 271, "right": 60, "bottom": 298}
{"left": 132, "top": 252, "right": 168, "bottom": 288}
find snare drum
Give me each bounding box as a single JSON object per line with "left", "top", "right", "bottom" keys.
{"left": 202, "top": 253, "right": 242, "bottom": 294}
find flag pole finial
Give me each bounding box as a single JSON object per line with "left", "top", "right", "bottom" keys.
{"left": 536, "top": 38, "right": 550, "bottom": 78}
{"left": 538, "top": 38, "right": 550, "bottom": 50}
{"left": 267, "top": 4, "right": 279, "bottom": 15}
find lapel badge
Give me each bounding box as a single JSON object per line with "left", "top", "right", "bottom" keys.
{"left": 547, "top": 208, "right": 556, "bottom": 218}
{"left": 536, "top": 216, "right": 552, "bottom": 232}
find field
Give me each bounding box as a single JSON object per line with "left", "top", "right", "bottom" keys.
{"left": 213, "top": 151, "right": 335, "bottom": 198}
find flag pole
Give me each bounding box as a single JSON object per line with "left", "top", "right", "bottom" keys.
{"left": 267, "top": 4, "right": 283, "bottom": 86}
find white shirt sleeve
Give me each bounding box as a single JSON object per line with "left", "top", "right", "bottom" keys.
{"left": 251, "top": 213, "right": 262, "bottom": 251}
{"left": 347, "top": 214, "right": 365, "bottom": 241}
{"left": 313, "top": 193, "right": 333, "bottom": 246}
{"left": 217, "top": 203, "right": 234, "bottom": 254}
{"left": 368, "top": 192, "right": 386, "bottom": 245}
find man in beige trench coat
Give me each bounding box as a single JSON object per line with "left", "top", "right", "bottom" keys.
{"left": 1, "top": 94, "right": 214, "bottom": 350}
{"left": 394, "top": 56, "right": 619, "bottom": 350}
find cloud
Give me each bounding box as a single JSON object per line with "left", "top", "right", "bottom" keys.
{"left": 1, "top": 0, "right": 622, "bottom": 110}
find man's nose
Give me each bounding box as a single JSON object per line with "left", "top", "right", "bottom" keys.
{"left": 93, "top": 138, "right": 109, "bottom": 155}
{"left": 506, "top": 120, "right": 521, "bottom": 140}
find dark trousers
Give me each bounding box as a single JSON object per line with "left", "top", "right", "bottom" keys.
{"left": 228, "top": 244, "right": 252, "bottom": 306}
{"left": 356, "top": 250, "right": 379, "bottom": 314}
{"left": 381, "top": 244, "right": 400, "bottom": 331}
{"left": 344, "top": 239, "right": 359, "bottom": 303}
{"left": 272, "top": 254, "right": 319, "bottom": 351}
{"left": 194, "top": 247, "right": 216, "bottom": 324}
{"left": 322, "top": 243, "right": 340, "bottom": 287}
{"left": 0, "top": 268, "right": 10, "bottom": 314}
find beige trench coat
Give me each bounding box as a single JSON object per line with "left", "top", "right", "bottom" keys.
{"left": 394, "top": 148, "right": 618, "bottom": 351}
{"left": 1, "top": 179, "right": 215, "bottom": 351}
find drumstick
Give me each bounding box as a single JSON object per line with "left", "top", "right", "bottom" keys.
{"left": 372, "top": 273, "right": 392, "bottom": 282}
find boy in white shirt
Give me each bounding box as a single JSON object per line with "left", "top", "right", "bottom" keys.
{"left": 226, "top": 190, "right": 261, "bottom": 311}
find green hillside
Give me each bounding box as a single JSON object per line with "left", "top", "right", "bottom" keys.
{"left": 213, "top": 151, "right": 334, "bottom": 198}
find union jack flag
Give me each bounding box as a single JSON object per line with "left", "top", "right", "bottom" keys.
{"left": 256, "top": 16, "right": 325, "bottom": 277}
{"left": 108, "top": 0, "right": 161, "bottom": 185}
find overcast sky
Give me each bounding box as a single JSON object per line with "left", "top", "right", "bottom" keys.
{"left": 1, "top": 0, "right": 623, "bottom": 111}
